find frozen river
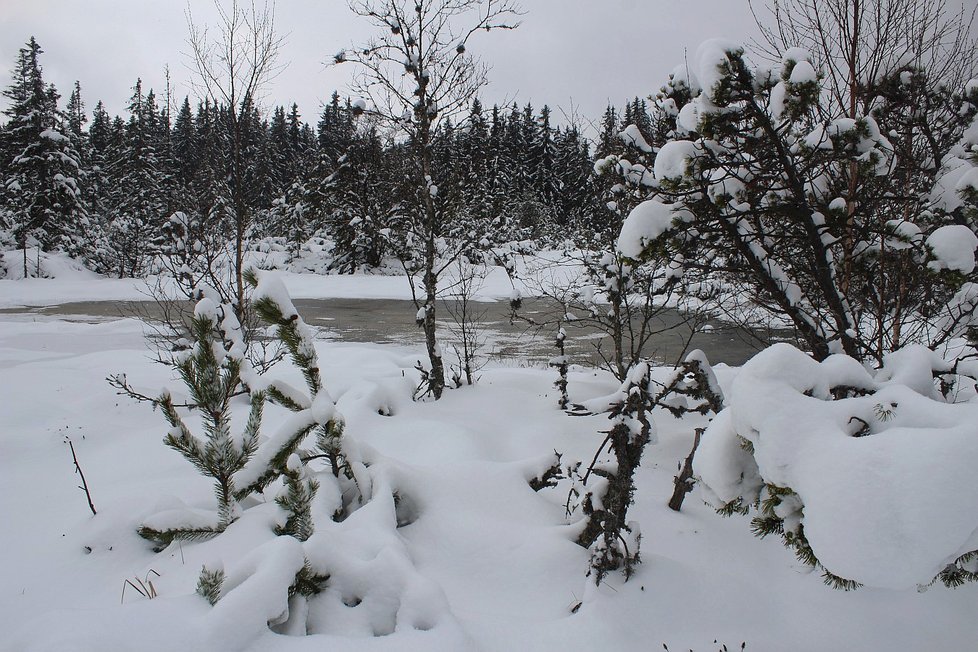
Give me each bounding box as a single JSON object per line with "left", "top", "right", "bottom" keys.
{"left": 2, "top": 297, "right": 775, "bottom": 369}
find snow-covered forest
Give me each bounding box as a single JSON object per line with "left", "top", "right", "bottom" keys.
{"left": 3, "top": 0, "right": 978, "bottom": 650}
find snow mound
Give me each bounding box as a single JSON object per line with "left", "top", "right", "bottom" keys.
{"left": 697, "top": 343, "right": 978, "bottom": 589}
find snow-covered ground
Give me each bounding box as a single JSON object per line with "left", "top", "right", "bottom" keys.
{"left": 2, "top": 268, "right": 977, "bottom": 652}
{"left": 0, "top": 250, "right": 538, "bottom": 308}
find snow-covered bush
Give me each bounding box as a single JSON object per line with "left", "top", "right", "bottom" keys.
{"left": 132, "top": 273, "right": 449, "bottom": 638}
{"left": 610, "top": 39, "right": 978, "bottom": 592}
{"left": 696, "top": 343, "right": 978, "bottom": 590}
{"left": 570, "top": 351, "right": 723, "bottom": 584}
{"left": 155, "top": 210, "right": 236, "bottom": 302}
{"left": 617, "top": 41, "right": 978, "bottom": 363}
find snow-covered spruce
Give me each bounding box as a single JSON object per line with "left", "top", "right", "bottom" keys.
{"left": 696, "top": 343, "right": 978, "bottom": 590}
{"left": 2, "top": 38, "right": 89, "bottom": 277}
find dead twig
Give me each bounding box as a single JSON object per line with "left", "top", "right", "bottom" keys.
{"left": 121, "top": 569, "right": 161, "bottom": 603}
{"left": 66, "top": 437, "right": 96, "bottom": 516}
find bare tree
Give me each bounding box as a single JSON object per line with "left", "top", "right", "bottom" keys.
{"left": 748, "top": 0, "right": 978, "bottom": 356}
{"left": 186, "top": 0, "right": 284, "bottom": 320}
{"left": 750, "top": 0, "right": 977, "bottom": 120}
{"left": 338, "top": 0, "right": 521, "bottom": 399}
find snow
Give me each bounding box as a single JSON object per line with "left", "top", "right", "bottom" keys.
{"left": 930, "top": 156, "right": 971, "bottom": 212}
{"left": 193, "top": 297, "right": 220, "bottom": 321}
{"left": 769, "top": 81, "right": 787, "bottom": 120}
{"left": 676, "top": 101, "right": 700, "bottom": 133}
{"left": 926, "top": 224, "right": 978, "bottom": 274}
{"left": 884, "top": 219, "right": 922, "bottom": 250}
{"left": 2, "top": 274, "right": 978, "bottom": 651}
{"left": 0, "top": 251, "right": 538, "bottom": 308}
{"left": 695, "top": 39, "right": 744, "bottom": 106}
{"left": 788, "top": 60, "right": 817, "bottom": 84}
{"left": 206, "top": 536, "right": 308, "bottom": 647}
{"left": 957, "top": 166, "right": 978, "bottom": 194}
{"left": 39, "top": 128, "right": 68, "bottom": 143}
{"left": 619, "top": 124, "right": 653, "bottom": 153}
{"left": 653, "top": 140, "right": 698, "bottom": 180}
{"left": 803, "top": 123, "right": 832, "bottom": 150}
{"left": 252, "top": 270, "right": 301, "bottom": 320}
{"left": 781, "top": 47, "right": 811, "bottom": 66}
{"left": 617, "top": 199, "right": 692, "bottom": 259}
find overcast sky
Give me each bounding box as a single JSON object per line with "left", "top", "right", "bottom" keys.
{"left": 0, "top": 0, "right": 768, "bottom": 129}
{"left": 1, "top": 0, "right": 974, "bottom": 133}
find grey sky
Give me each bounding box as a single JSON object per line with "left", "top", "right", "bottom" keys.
{"left": 0, "top": 0, "right": 767, "bottom": 129}
{"left": 4, "top": 0, "right": 976, "bottom": 132}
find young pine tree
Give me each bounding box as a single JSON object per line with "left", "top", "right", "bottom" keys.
{"left": 139, "top": 299, "right": 262, "bottom": 547}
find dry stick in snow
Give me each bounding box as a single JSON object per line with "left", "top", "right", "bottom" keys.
{"left": 67, "top": 437, "right": 96, "bottom": 516}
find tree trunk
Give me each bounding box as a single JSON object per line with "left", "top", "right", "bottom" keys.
{"left": 422, "top": 229, "right": 444, "bottom": 399}
{"left": 668, "top": 428, "right": 703, "bottom": 512}
{"left": 232, "top": 111, "right": 247, "bottom": 322}
{"left": 418, "top": 111, "right": 445, "bottom": 399}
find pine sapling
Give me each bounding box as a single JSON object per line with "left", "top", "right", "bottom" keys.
{"left": 551, "top": 326, "right": 569, "bottom": 410}
{"left": 138, "top": 299, "right": 263, "bottom": 547}
{"left": 246, "top": 269, "right": 347, "bottom": 481}
{"left": 274, "top": 454, "right": 319, "bottom": 541}
{"left": 197, "top": 565, "right": 225, "bottom": 605}
{"left": 572, "top": 351, "right": 723, "bottom": 583}
{"left": 575, "top": 362, "right": 653, "bottom": 584}
{"left": 290, "top": 560, "right": 330, "bottom": 599}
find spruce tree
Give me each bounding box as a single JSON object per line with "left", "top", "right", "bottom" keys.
{"left": 1, "top": 38, "right": 88, "bottom": 274}
{"left": 269, "top": 105, "right": 291, "bottom": 189}
{"left": 594, "top": 104, "right": 620, "bottom": 159}
{"left": 553, "top": 125, "right": 595, "bottom": 230}
{"left": 327, "top": 126, "right": 387, "bottom": 272}
{"left": 170, "top": 97, "right": 198, "bottom": 189}
{"left": 531, "top": 104, "right": 559, "bottom": 216}
{"left": 459, "top": 98, "right": 491, "bottom": 222}
{"left": 102, "top": 79, "right": 169, "bottom": 277}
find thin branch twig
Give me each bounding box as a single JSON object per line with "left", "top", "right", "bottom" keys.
{"left": 67, "top": 437, "right": 97, "bottom": 516}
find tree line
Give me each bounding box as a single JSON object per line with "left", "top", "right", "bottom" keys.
{"left": 0, "top": 36, "right": 621, "bottom": 281}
